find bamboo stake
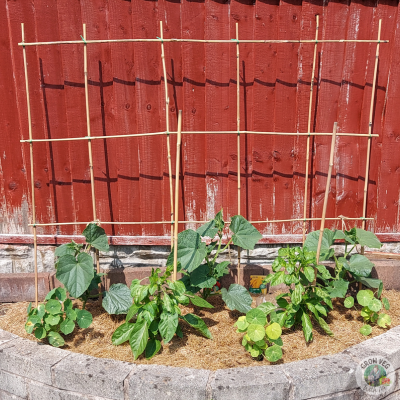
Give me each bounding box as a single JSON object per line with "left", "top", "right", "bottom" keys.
{"left": 21, "top": 23, "right": 39, "bottom": 307}
{"left": 82, "top": 24, "right": 101, "bottom": 296}
{"left": 303, "top": 15, "right": 319, "bottom": 245}
{"left": 20, "top": 130, "right": 379, "bottom": 143}
{"left": 159, "top": 21, "right": 175, "bottom": 249}
{"left": 235, "top": 23, "right": 242, "bottom": 284}
{"left": 173, "top": 111, "right": 183, "bottom": 282}
{"left": 314, "top": 122, "right": 337, "bottom": 284}
{"left": 362, "top": 19, "right": 381, "bottom": 231}
{"left": 28, "top": 216, "right": 373, "bottom": 227}
{"left": 18, "top": 39, "right": 389, "bottom": 47}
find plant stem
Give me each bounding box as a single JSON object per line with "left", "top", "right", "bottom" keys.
{"left": 212, "top": 238, "right": 233, "bottom": 263}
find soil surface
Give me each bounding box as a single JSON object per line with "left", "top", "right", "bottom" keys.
{"left": 1, "top": 290, "right": 400, "bottom": 371}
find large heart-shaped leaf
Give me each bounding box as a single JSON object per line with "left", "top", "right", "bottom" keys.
{"left": 229, "top": 215, "right": 262, "bottom": 250}
{"left": 159, "top": 312, "right": 179, "bottom": 343}
{"left": 181, "top": 313, "right": 212, "bottom": 339}
{"left": 190, "top": 264, "right": 216, "bottom": 289}
{"left": 196, "top": 220, "right": 219, "bottom": 239}
{"left": 167, "top": 230, "right": 207, "bottom": 272}
{"left": 83, "top": 223, "right": 109, "bottom": 252}
{"left": 56, "top": 253, "right": 94, "bottom": 298}
{"left": 304, "top": 229, "right": 335, "bottom": 260}
{"left": 129, "top": 320, "right": 148, "bottom": 360}
{"left": 355, "top": 229, "right": 382, "bottom": 249}
{"left": 102, "top": 283, "right": 132, "bottom": 315}
{"left": 221, "top": 284, "right": 252, "bottom": 313}
{"left": 326, "top": 279, "right": 349, "bottom": 299}
{"left": 346, "top": 254, "right": 374, "bottom": 277}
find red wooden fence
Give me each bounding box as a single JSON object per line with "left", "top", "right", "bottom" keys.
{"left": 1, "top": 0, "right": 400, "bottom": 245}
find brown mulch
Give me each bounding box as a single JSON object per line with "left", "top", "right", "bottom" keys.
{"left": 1, "top": 290, "right": 400, "bottom": 371}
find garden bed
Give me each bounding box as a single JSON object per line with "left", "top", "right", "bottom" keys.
{"left": 1, "top": 290, "right": 400, "bottom": 371}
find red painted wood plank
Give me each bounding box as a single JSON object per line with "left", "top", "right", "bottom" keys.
{"left": 56, "top": 1, "right": 93, "bottom": 234}
{"left": 204, "top": 1, "right": 230, "bottom": 220}
{"left": 371, "top": 2, "right": 400, "bottom": 233}
{"left": 252, "top": 0, "right": 279, "bottom": 236}
{"left": 272, "top": 0, "right": 302, "bottom": 235}
{"left": 335, "top": 1, "right": 375, "bottom": 230}
{"left": 6, "top": 0, "right": 56, "bottom": 235}
{"left": 33, "top": 0, "right": 77, "bottom": 235}
{"left": 107, "top": 0, "right": 141, "bottom": 237}
{"left": 0, "top": 2, "right": 29, "bottom": 235}
{"left": 312, "top": 1, "right": 349, "bottom": 232}
{"left": 293, "top": 2, "right": 323, "bottom": 235}
{"left": 230, "top": 1, "right": 254, "bottom": 222}
{"left": 180, "top": 0, "right": 207, "bottom": 232}
{"left": 131, "top": 1, "right": 165, "bottom": 236}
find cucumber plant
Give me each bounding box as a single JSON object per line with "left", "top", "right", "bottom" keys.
{"left": 25, "top": 287, "right": 92, "bottom": 347}
{"left": 344, "top": 289, "right": 391, "bottom": 336}
{"left": 235, "top": 303, "right": 284, "bottom": 362}
{"left": 110, "top": 265, "right": 213, "bottom": 360}
{"left": 167, "top": 211, "right": 262, "bottom": 313}
{"left": 263, "top": 246, "right": 333, "bottom": 342}
{"left": 54, "top": 223, "right": 109, "bottom": 306}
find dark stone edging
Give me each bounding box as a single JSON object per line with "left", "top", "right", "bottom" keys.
{"left": 1, "top": 326, "right": 400, "bottom": 400}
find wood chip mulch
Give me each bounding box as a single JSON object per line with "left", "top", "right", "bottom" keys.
{"left": 1, "top": 290, "right": 400, "bottom": 371}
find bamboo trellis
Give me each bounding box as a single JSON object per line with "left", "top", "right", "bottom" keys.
{"left": 18, "top": 17, "right": 387, "bottom": 306}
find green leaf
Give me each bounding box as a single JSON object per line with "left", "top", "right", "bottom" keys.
{"left": 355, "top": 229, "right": 382, "bottom": 249}
{"left": 167, "top": 230, "right": 207, "bottom": 272}
{"left": 129, "top": 320, "right": 148, "bottom": 360}
{"left": 327, "top": 279, "right": 349, "bottom": 299}
{"left": 44, "top": 314, "right": 61, "bottom": 326}
{"left": 214, "top": 210, "right": 225, "bottom": 231}
{"left": 37, "top": 304, "right": 46, "bottom": 319}
{"left": 246, "top": 309, "right": 266, "bottom": 326}
{"left": 145, "top": 339, "right": 161, "bottom": 360}
{"left": 304, "top": 229, "right": 335, "bottom": 260}
{"left": 360, "top": 324, "right": 372, "bottom": 336}
{"left": 162, "top": 293, "right": 173, "bottom": 313}
{"left": 45, "top": 299, "right": 62, "bottom": 315}
{"left": 265, "top": 322, "right": 282, "bottom": 340}
{"left": 316, "top": 264, "right": 332, "bottom": 280}
{"left": 56, "top": 253, "right": 94, "bottom": 298}
{"left": 181, "top": 313, "right": 212, "bottom": 339}
{"left": 301, "top": 312, "right": 313, "bottom": 342}
{"left": 357, "top": 290, "right": 374, "bottom": 307}
{"left": 257, "top": 302, "right": 276, "bottom": 316}
{"left": 55, "top": 243, "right": 77, "bottom": 258}
{"left": 159, "top": 312, "right": 179, "bottom": 343}
{"left": 82, "top": 223, "right": 109, "bottom": 252}
{"left": 377, "top": 314, "right": 391, "bottom": 328}
{"left": 176, "top": 323, "right": 183, "bottom": 338}
{"left": 102, "top": 283, "right": 132, "bottom": 315}
{"left": 247, "top": 324, "right": 265, "bottom": 342}
{"left": 126, "top": 304, "right": 139, "bottom": 322}
{"left": 229, "top": 215, "right": 262, "bottom": 250}
{"left": 215, "top": 261, "right": 230, "bottom": 279}
{"left": 291, "top": 284, "right": 303, "bottom": 306}
{"left": 303, "top": 266, "right": 315, "bottom": 283}
{"left": 344, "top": 296, "right": 354, "bottom": 308}
{"left": 264, "top": 344, "right": 282, "bottom": 362}
{"left": 47, "top": 332, "right": 65, "bottom": 347}
{"left": 270, "top": 271, "right": 286, "bottom": 287}
{"left": 34, "top": 327, "right": 46, "bottom": 340}
{"left": 168, "top": 280, "right": 186, "bottom": 296}
{"left": 190, "top": 295, "right": 214, "bottom": 309}
{"left": 76, "top": 309, "right": 93, "bottom": 329}
{"left": 221, "top": 284, "right": 252, "bottom": 313}
{"left": 368, "top": 298, "right": 382, "bottom": 312}
{"left": 235, "top": 316, "right": 249, "bottom": 331}
{"left": 112, "top": 322, "right": 136, "bottom": 345}
{"left": 382, "top": 297, "right": 390, "bottom": 310}
{"left": 60, "top": 319, "right": 75, "bottom": 335}
{"left": 190, "top": 264, "right": 217, "bottom": 289}
{"left": 314, "top": 304, "right": 327, "bottom": 316}
{"left": 27, "top": 302, "right": 33, "bottom": 315}
{"left": 346, "top": 254, "right": 374, "bottom": 277}
{"left": 196, "top": 220, "right": 219, "bottom": 239}
{"left": 316, "top": 317, "right": 333, "bottom": 336}
{"left": 355, "top": 276, "right": 382, "bottom": 291}
{"left": 66, "top": 308, "right": 77, "bottom": 321}
{"left": 270, "top": 310, "right": 287, "bottom": 327}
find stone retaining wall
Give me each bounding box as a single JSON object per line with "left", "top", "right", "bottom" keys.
{"left": 1, "top": 327, "right": 400, "bottom": 400}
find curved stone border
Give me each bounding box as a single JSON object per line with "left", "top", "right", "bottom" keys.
{"left": 1, "top": 326, "right": 400, "bottom": 400}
